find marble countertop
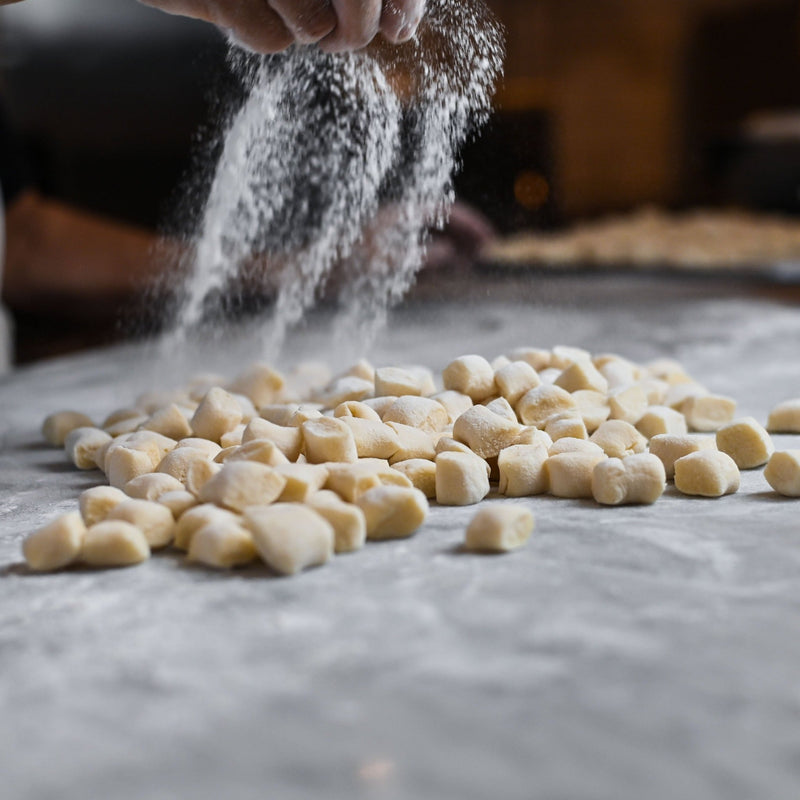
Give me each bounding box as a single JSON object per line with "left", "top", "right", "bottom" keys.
{"left": 2, "top": 274, "right": 800, "bottom": 800}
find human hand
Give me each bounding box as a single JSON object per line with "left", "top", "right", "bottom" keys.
{"left": 139, "top": 0, "right": 425, "bottom": 53}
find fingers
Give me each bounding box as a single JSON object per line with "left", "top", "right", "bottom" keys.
{"left": 216, "top": 0, "right": 295, "bottom": 53}
{"left": 321, "top": 0, "right": 382, "bottom": 52}
{"left": 267, "top": 0, "right": 337, "bottom": 44}
{"left": 379, "top": 0, "right": 425, "bottom": 43}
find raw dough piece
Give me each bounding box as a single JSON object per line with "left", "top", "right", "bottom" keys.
{"left": 442, "top": 355, "right": 496, "bottom": 402}
{"left": 763, "top": 450, "right": 800, "bottom": 497}
{"left": 199, "top": 461, "right": 287, "bottom": 512}
{"left": 435, "top": 451, "right": 491, "bottom": 506}
{"left": 23, "top": 512, "right": 86, "bottom": 571}
{"left": 191, "top": 387, "right": 243, "bottom": 443}
{"left": 767, "top": 399, "right": 800, "bottom": 434}
{"left": 107, "top": 499, "right": 175, "bottom": 549}
{"left": 356, "top": 486, "right": 429, "bottom": 540}
{"left": 245, "top": 504, "right": 335, "bottom": 575}
{"left": 81, "top": 520, "right": 150, "bottom": 567}
{"left": 188, "top": 520, "right": 258, "bottom": 569}
{"left": 715, "top": 417, "right": 774, "bottom": 469}
{"left": 591, "top": 453, "right": 666, "bottom": 505}
{"left": 42, "top": 411, "right": 95, "bottom": 447}
{"left": 307, "top": 490, "right": 367, "bottom": 553}
{"left": 673, "top": 450, "right": 740, "bottom": 497}
{"left": 498, "top": 444, "right": 549, "bottom": 497}
{"left": 464, "top": 505, "right": 534, "bottom": 552}
{"left": 79, "top": 486, "right": 128, "bottom": 526}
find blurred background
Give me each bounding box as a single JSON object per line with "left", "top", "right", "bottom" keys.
{"left": 2, "top": 0, "right": 800, "bottom": 362}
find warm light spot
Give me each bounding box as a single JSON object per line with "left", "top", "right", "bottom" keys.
{"left": 357, "top": 757, "right": 396, "bottom": 784}
{"left": 514, "top": 170, "right": 550, "bottom": 210}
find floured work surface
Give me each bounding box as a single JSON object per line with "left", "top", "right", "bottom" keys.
{"left": 484, "top": 208, "right": 800, "bottom": 283}
{"left": 2, "top": 274, "right": 800, "bottom": 800}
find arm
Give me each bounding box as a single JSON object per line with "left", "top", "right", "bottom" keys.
{"left": 1, "top": 191, "right": 167, "bottom": 317}
{"left": 138, "top": 0, "right": 425, "bottom": 52}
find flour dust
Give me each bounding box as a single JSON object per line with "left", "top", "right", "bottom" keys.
{"left": 164, "top": 0, "right": 503, "bottom": 361}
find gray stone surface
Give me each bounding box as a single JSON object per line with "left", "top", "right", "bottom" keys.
{"left": 2, "top": 275, "right": 800, "bottom": 800}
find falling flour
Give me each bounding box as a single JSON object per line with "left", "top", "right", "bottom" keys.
{"left": 165, "top": 0, "right": 503, "bottom": 358}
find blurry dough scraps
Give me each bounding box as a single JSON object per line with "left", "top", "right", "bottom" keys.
{"left": 486, "top": 208, "right": 800, "bottom": 269}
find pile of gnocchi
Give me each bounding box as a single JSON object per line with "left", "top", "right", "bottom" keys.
{"left": 24, "top": 346, "right": 800, "bottom": 575}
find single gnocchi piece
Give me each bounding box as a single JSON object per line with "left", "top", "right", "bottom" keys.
{"left": 442, "top": 355, "right": 496, "bottom": 402}
{"left": 591, "top": 453, "right": 666, "bottom": 506}
{"left": 374, "top": 366, "right": 427, "bottom": 397}
{"left": 173, "top": 438, "right": 222, "bottom": 459}
{"left": 190, "top": 387, "right": 244, "bottom": 443}
{"left": 452, "top": 404, "right": 521, "bottom": 460}
{"left": 390, "top": 458, "right": 437, "bottom": 499}
{"left": 219, "top": 438, "right": 290, "bottom": 467}
{"left": 184, "top": 458, "right": 222, "bottom": 498}
{"left": 435, "top": 451, "right": 491, "bottom": 506}
{"left": 464, "top": 505, "right": 535, "bottom": 553}
{"left": 173, "top": 504, "right": 240, "bottom": 551}
{"left": 483, "top": 397, "right": 518, "bottom": 424}
{"left": 42, "top": 410, "right": 95, "bottom": 447}
{"left": 356, "top": 486, "right": 429, "bottom": 540}
{"left": 226, "top": 362, "right": 285, "bottom": 407}
{"left": 546, "top": 451, "right": 607, "bottom": 499}
{"left": 635, "top": 406, "right": 688, "bottom": 439}
{"left": 307, "top": 490, "right": 367, "bottom": 553}
{"left": 515, "top": 384, "right": 577, "bottom": 428}
{"left": 607, "top": 384, "right": 649, "bottom": 424}
{"left": 767, "top": 399, "right": 800, "bottom": 434}
{"left": 188, "top": 520, "right": 258, "bottom": 569}
{"left": 763, "top": 450, "right": 800, "bottom": 497}
{"left": 23, "top": 512, "right": 86, "bottom": 571}
{"left": 554, "top": 360, "right": 609, "bottom": 394}
{"left": 384, "top": 422, "right": 437, "bottom": 463}
{"left": 302, "top": 417, "right": 358, "bottom": 464}
{"left": 199, "top": 461, "right": 287, "bottom": 512}
{"left": 715, "top": 417, "right": 774, "bottom": 470}
{"left": 245, "top": 504, "right": 335, "bottom": 575}
{"left": 431, "top": 390, "right": 473, "bottom": 424}
{"left": 105, "top": 445, "right": 160, "bottom": 490}
{"left": 548, "top": 438, "right": 606, "bottom": 457}
{"left": 141, "top": 403, "right": 193, "bottom": 440}
{"left": 314, "top": 376, "right": 374, "bottom": 408}
{"left": 544, "top": 413, "right": 587, "bottom": 442}
{"left": 106, "top": 499, "right": 176, "bottom": 549}
{"left": 497, "top": 444, "right": 549, "bottom": 497}
{"left": 648, "top": 433, "right": 716, "bottom": 480}
{"left": 273, "top": 463, "right": 329, "bottom": 503}
{"left": 494, "top": 361, "right": 541, "bottom": 406}
{"left": 81, "top": 520, "right": 150, "bottom": 567}
{"left": 337, "top": 418, "right": 400, "bottom": 460}
{"left": 64, "top": 427, "right": 113, "bottom": 470}
{"left": 124, "top": 472, "right": 186, "bottom": 502}
{"left": 219, "top": 424, "right": 246, "bottom": 449}
{"left": 157, "top": 490, "right": 198, "bottom": 518}
{"left": 383, "top": 396, "right": 449, "bottom": 434}
{"left": 681, "top": 394, "right": 737, "bottom": 432}
{"left": 589, "top": 420, "right": 648, "bottom": 459}
{"left": 79, "top": 485, "right": 129, "bottom": 526}
{"left": 571, "top": 390, "right": 610, "bottom": 433}
{"left": 674, "top": 450, "right": 740, "bottom": 497}
{"left": 325, "top": 460, "right": 412, "bottom": 503}
{"left": 333, "top": 401, "right": 382, "bottom": 422}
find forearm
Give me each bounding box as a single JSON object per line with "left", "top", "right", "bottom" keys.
{"left": 2, "top": 191, "right": 166, "bottom": 316}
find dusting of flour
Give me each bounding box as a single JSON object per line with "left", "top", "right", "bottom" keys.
{"left": 165, "top": 0, "right": 503, "bottom": 359}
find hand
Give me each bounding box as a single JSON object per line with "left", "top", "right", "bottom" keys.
{"left": 139, "top": 0, "right": 425, "bottom": 53}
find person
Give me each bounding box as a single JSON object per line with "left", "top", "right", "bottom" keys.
{"left": 138, "top": 0, "right": 426, "bottom": 54}
{"left": 0, "top": 0, "right": 491, "bottom": 368}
